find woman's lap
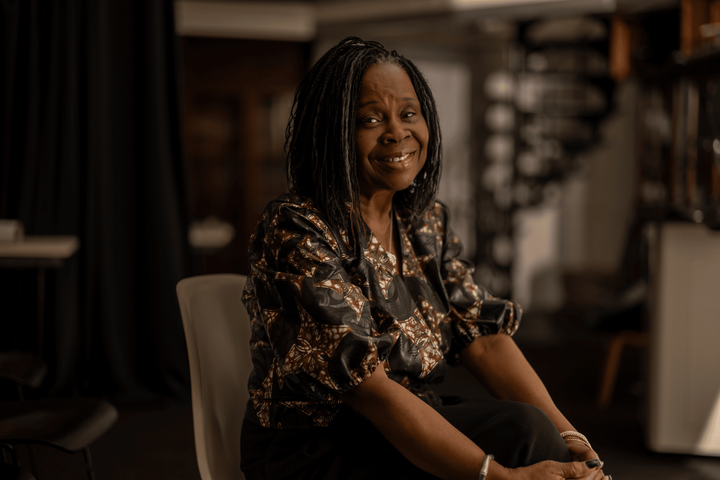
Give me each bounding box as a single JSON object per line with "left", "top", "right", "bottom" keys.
{"left": 241, "top": 408, "right": 431, "bottom": 480}
{"left": 438, "top": 397, "right": 572, "bottom": 468}
{"left": 240, "top": 398, "right": 572, "bottom": 480}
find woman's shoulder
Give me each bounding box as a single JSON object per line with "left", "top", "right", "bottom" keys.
{"left": 403, "top": 199, "right": 449, "bottom": 236}
{"left": 264, "top": 192, "right": 321, "bottom": 214}
{"left": 254, "top": 192, "right": 349, "bottom": 255}
{"left": 427, "top": 200, "right": 449, "bottom": 221}
{"left": 257, "top": 193, "right": 330, "bottom": 229}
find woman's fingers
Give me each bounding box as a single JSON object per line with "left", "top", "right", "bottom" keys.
{"left": 565, "top": 442, "right": 597, "bottom": 462}
{"left": 517, "top": 459, "right": 606, "bottom": 480}
{"left": 555, "top": 459, "right": 604, "bottom": 479}
{"left": 564, "top": 447, "right": 609, "bottom": 480}
{"left": 589, "top": 467, "right": 610, "bottom": 480}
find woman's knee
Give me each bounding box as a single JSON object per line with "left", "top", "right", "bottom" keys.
{"left": 504, "top": 402, "right": 571, "bottom": 465}
{"left": 480, "top": 402, "right": 570, "bottom": 468}
{"left": 439, "top": 399, "right": 571, "bottom": 468}
{"left": 507, "top": 403, "right": 556, "bottom": 438}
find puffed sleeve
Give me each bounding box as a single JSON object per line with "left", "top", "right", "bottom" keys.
{"left": 243, "top": 199, "right": 388, "bottom": 406}
{"left": 434, "top": 204, "right": 521, "bottom": 357}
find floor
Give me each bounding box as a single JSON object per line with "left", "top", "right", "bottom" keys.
{"left": 14, "top": 313, "right": 720, "bottom": 480}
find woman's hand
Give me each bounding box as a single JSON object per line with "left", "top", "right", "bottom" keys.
{"left": 562, "top": 442, "right": 610, "bottom": 479}
{"left": 505, "top": 459, "right": 606, "bottom": 480}
{"left": 564, "top": 440, "right": 599, "bottom": 462}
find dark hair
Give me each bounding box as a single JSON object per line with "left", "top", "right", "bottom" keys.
{"left": 285, "top": 37, "right": 442, "bottom": 245}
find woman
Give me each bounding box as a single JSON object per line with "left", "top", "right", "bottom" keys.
{"left": 241, "top": 37, "right": 609, "bottom": 480}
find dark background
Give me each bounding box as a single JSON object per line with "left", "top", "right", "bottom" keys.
{"left": 1, "top": 0, "right": 191, "bottom": 402}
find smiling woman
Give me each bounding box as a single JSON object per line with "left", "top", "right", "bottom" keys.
{"left": 355, "top": 63, "right": 429, "bottom": 203}
{"left": 240, "top": 37, "right": 610, "bottom": 480}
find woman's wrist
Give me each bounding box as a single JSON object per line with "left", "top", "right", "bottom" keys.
{"left": 486, "top": 459, "right": 512, "bottom": 480}
{"left": 478, "top": 454, "right": 494, "bottom": 480}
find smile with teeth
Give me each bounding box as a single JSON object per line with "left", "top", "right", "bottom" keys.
{"left": 379, "top": 152, "right": 413, "bottom": 163}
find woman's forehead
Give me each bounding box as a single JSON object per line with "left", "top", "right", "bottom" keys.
{"left": 357, "top": 63, "right": 419, "bottom": 104}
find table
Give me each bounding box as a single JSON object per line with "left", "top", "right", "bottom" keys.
{"left": 0, "top": 236, "right": 80, "bottom": 353}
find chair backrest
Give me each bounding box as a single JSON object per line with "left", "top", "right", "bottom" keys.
{"left": 176, "top": 274, "right": 251, "bottom": 480}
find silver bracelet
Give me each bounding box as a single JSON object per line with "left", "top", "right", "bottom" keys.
{"left": 478, "top": 453, "right": 494, "bottom": 480}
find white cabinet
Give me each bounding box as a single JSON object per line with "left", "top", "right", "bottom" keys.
{"left": 647, "top": 223, "right": 720, "bottom": 455}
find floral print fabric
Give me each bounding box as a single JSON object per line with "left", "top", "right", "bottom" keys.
{"left": 243, "top": 193, "right": 521, "bottom": 429}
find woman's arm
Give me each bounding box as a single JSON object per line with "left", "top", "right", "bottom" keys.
{"left": 459, "top": 334, "right": 573, "bottom": 432}
{"left": 342, "top": 366, "right": 602, "bottom": 480}
{"left": 459, "top": 334, "right": 599, "bottom": 462}
{"left": 343, "top": 365, "right": 506, "bottom": 480}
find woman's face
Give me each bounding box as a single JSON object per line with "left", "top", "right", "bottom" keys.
{"left": 355, "top": 63, "right": 429, "bottom": 200}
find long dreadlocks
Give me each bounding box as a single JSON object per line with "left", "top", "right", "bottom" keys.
{"left": 285, "top": 37, "right": 443, "bottom": 248}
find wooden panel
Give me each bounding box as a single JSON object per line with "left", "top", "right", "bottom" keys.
{"left": 182, "top": 38, "right": 308, "bottom": 274}
{"left": 713, "top": 0, "right": 720, "bottom": 22}
{"left": 681, "top": 0, "right": 710, "bottom": 56}
{"left": 610, "top": 16, "right": 632, "bottom": 81}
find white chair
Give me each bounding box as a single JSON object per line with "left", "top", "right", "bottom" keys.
{"left": 176, "top": 274, "right": 252, "bottom": 480}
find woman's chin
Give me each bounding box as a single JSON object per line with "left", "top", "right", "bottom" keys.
{"left": 384, "top": 179, "right": 417, "bottom": 195}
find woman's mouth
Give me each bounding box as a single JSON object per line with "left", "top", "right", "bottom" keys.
{"left": 379, "top": 152, "right": 413, "bottom": 163}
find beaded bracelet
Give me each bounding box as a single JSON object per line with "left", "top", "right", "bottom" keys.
{"left": 560, "top": 431, "right": 592, "bottom": 450}
{"left": 564, "top": 437, "right": 593, "bottom": 449}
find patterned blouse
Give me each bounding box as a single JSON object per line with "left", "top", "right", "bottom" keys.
{"left": 243, "top": 193, "right": 521, "bottom": 429}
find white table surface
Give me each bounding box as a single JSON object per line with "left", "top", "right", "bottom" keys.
{"left": 0, "top": 236, "right": 80, "bottom": 259}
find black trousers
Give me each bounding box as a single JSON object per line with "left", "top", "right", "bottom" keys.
{"left": 240, "top": 397, "right": 572, "bottom": 480}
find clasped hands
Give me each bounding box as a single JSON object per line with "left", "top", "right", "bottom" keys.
{"left": 564, "top": 440, "right": 608, "bottom": 480}
{"left": 498, "top": 441, "right": 609, "bottom": 480}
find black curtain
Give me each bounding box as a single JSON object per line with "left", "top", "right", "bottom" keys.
{"left": 1, "top": 0, "right": 192, "bottom": 402}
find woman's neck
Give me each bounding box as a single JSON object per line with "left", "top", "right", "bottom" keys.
{"left": 359, "top": 191, "right": 395, "bottom": 254}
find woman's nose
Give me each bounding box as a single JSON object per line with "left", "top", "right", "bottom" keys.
{"left": 382, "top": 117, "right": 409, "bottom": 143}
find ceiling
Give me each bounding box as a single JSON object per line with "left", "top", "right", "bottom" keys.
{"left": 175, "top": 0, "right": 679, "bottom": 41}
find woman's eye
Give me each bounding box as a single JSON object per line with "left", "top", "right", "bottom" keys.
{"left": 403, "top": 111, "right": 416, "bottom": 118}
{"left": 363, "top": 117, "right": 379, "bottom": 124}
